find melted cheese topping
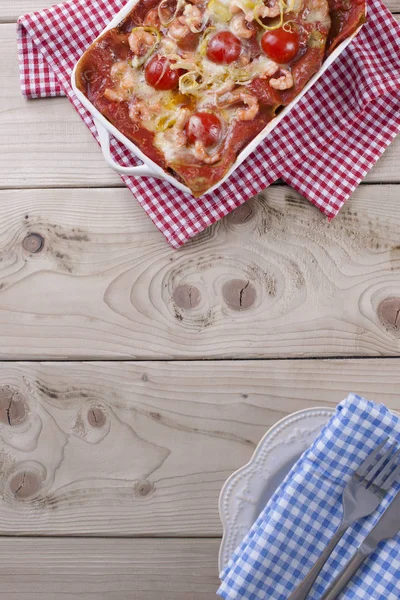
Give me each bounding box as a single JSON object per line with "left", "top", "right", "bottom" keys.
{"left": 304, "top": 0, "right": 330, "bottom": 24}
{"left": 154, "top": 128, "right": 195, "bottom": 162}
{"left": 105, "top": 0, "right": 325, "bottom": 166}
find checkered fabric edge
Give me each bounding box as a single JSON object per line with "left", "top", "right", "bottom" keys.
{"left": 17, "top": 0, "right": 400, "bottom": 247}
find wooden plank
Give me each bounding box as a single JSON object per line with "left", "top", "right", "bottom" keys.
{"left": 0, "top": 186, "right": 400, "bottom": 359}
{"left": 0, "top": 359, "right": 400, "bottom": 536}
{"left": 0, "top": 538, "right": 219, "bottom": 599}
{"left": 2, "top": 23, "right": 400, "bottom": 188}
{"left": 2, "top": 0, "right": 399, "bottom": 21}
{"left": 1, "top": 25, "right": 121, "bottom": 189}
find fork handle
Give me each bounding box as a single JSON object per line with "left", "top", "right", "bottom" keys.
{"left": 320, "top": 550, "right": 369, "bottom": 600}
{"left": 287, "top": 523, "right": 349, "bottom": 600}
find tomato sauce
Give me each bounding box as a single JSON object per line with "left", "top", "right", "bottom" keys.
{"left": 76, "top": 28, "right": 167, "bottom": 168}
{"left": 172, "top": 106, "right": 276, "bottom": 195}
{"left": 326, "top": 0, "right": 366, "bottom": 53}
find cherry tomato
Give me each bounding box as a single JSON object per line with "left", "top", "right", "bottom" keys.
{"left": 206, "top": 31, "right": 241, "bottom": 64}
{"left": 261, "top": 28, "right": 300, "bottom": 64}
{"left": 186, "top": 112, "right": 222, "bottom": 148}
{"left": 145, "top": 55, "right": 182, "bottom": 90}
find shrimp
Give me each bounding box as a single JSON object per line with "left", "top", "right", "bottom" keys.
{"left": 169, "top": 4, "right": 203, "bottom": 39}
{"left": 168, "top": 20, "right": 190, "bottom": 41}
{"left": 254, "top": 0, "right": 281, "bottom": 19}
{"left": 259, "top": 59, "right": 280, "bottom": 78}
{"left": 160, "top": 36, "right": 179, "bottom": 54}
{"left": 194, "top": 141, "right": 221, "bottom": 164}
{"left": 129, "top": 101, "right": 161, "bottom": 122}
{"left": 230, "top": 14, "right": 254, "bottom": 39}
{"left": 104, "top": 62, "right": 136, "bottom": 102}
{"left": 175, "top": 107, "right": 191, "bottom": 133}
{"left": 270, "top": 69, "right": 294, "bottom": 90}
{"left": 181, "top": 4, "right": 203, "bottom": 32}
{"left": 128, "top": 28, "right": 155, "bottom": 56}
{"left": 238, "top": 53, "right": 251, "bottom": 66}
{"left": 230, "top": 0, "right": 254, "bottom": 21}
{"left": 230, "top": 0, "right": 280, "bottom": 20}
{"left": 218, "top": 89, "right": 259, "bottom": 121}
{"left": 143, "top": 7, "right": 161, "bottom": 26}
{"left": 163, "top": 107, "right": 191, "bottom": 146}
{"left": 215, "top": 81, "right": 236, "bottom": 97}
{"left": 103, "top": 88, "right": 123, "bottom": 102}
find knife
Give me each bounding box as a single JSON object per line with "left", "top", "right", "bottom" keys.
{"left": 321, "top": 488, "right": 400, "bottom": 600}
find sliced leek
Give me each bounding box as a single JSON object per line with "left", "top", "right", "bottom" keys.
{"left": 228, "top": 66, "right": 253, "bottom": 84}
{"left": 198, "top": 26, "right": 216, "bottom": 57}
{"left": 179, "top": 70, "right": 204, "bottom": 96}
{"left": 254, "top": 0, "right": 285, "bottom": 31}
{"left": 207, "top": 0, "right": 232, "bottom": 23}
{"left": 155, "top": 114, "right": 177, "bottom": 131}
{"left": 282, "top": 20, "right": 297, "bottom": 32}
{"left": 129, "top": 27, "right": 161, "bottom": 68}
{"left": 158, "top": 0, "right": 185, "bottom": 26}
{"left": 169, "top": 57, "right": 198, "bottom": 71}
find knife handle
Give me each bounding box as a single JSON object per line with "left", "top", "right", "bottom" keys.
{"left": 320, "top": 550, "right": 369, "bottom": 600}
{"left": 287, "top": 524, "right": 349, "bottom": 600}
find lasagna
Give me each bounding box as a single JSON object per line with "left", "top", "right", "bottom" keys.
{"left": 76, "top": 0, "right": 366, "bottom": 196}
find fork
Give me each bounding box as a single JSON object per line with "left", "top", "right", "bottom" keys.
{"left": 288, "top": 438, "right": 400, "bottom": 600}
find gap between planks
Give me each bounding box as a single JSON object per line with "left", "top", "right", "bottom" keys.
{"left": 0, "top": 180, "right": 400, "bottom": 192}
{"left": 1, "top": 355, "right": 400, "bottom": 363}
{"left": 0, "top": 359, "right": 400, "bottom": 537}
{"left": 0, "top": 533, "right": 222, "bottom": 541}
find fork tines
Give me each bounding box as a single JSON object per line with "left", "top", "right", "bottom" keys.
{"left": 355, "top": 437, "right": 400, "bottom": 492}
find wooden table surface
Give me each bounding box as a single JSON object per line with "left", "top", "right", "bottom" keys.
{"left": 1, "top": 1, "right": 400, "bottom": 596}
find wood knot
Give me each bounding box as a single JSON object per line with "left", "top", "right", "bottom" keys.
{"left": 230, "top": 203, "right": 253, "bottom": 225}
{"left": 87, "top": 406, "right": 107, "bottom": 428}
{"left": 377, "top": 297, "right": 400, "bottom": 332}
{"left": 222, "top": 279, "right": 256, "bottom": 311}
{"left": 150, "top": 411, "right": 162, "bottom": 421}
{"left": 10, "top": 470, "right": 42, "bottom": 500}
{"left": 134, "top": 480, "right": 154, "bottom": 498}
{"left": 0, "top": 386, "right": 27, "bottom": 426}
{"left": 22, "top": 233, "right": 44, "bottom": 254}
{"left": 172, "top": 284, "right": 201, "bottom": 310}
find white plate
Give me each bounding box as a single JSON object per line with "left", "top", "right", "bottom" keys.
{"left": 218, "top": 407, "right": 335, "bottom": 572}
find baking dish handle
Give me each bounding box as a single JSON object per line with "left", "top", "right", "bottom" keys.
{"left": 94, "top": 118, "right": 158, "bottom": 178}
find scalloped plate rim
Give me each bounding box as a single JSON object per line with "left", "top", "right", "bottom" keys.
{"left": 218, "top": 406, "right": 336, "bottom": 572}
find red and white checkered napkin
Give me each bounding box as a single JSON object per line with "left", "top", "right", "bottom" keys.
{"left": 18, "top": 0, "right": 400, "bottom": 248}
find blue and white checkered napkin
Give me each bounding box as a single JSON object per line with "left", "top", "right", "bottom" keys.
{"left": 218, "top": 395, "right": 400, "bottom": 600}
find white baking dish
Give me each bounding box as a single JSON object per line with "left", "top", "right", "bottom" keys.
{"left": 71, "top": 1, "right": 365, "bottom": 196}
